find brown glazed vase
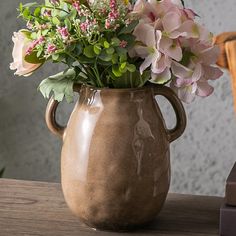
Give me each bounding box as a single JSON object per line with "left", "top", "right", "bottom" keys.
{"left": 45, "top": 84, "right": 186, "bottom": 231}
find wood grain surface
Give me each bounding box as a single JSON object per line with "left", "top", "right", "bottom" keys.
{"left": 0, "top": 179, "right": 222, "bottom": 236}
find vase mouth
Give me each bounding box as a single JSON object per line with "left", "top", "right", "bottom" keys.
{"left": 74, "top": 83, "right": 156, "bottom": 93}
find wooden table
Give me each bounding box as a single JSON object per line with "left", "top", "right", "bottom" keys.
{"left": 0, "top": 179, "right": 222, "bottom": 236}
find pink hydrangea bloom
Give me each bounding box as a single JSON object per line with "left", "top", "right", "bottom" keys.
{"left": 130, "top": 0, "right": 223, "bottom": 103}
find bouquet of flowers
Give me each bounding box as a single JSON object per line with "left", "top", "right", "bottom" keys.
{"left": 10, "top": 0, "right": 223, "bottom": 103}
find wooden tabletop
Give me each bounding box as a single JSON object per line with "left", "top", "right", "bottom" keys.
{"left": 0, "top": 178, "right": 222, "bottom": 236}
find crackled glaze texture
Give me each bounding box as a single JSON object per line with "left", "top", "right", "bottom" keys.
{"left": 45, "top": 85, "right": 186, "bottom": 230}
{"left": 1, "top": 0, "right": 236, "bottom": 197}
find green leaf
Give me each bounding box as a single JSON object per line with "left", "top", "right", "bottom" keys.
{"left": 25, "top": 51, "right": 45, "bottom": 64}
{"left": 127, "top": 64, "right": 136, "bottom": 72}
{"left": 112, "top": 54, "right": 118, "bottom": 64}
{"left": 68, "top": 8, "right": 77, "bottom": 20}
{"left": 118, "top": 20, "right": 139, "bottom": 35}
{"left": 104, "top": 41, "right": 110, "bottom": 49}
{"left": 64, "top": 18, "right": 72, "bottom": 31}
{"left": 98, "top": 51, "right": 112, "bottom": 62}
{"left": 31, "top": 32, "right": 37, "bottom": 40}
{"left": 22, "top": 8, "right": 30, "bottom": 19}
{"left": 106, "top": 47, "right": 115, "bottom": 55}
{"left": 34, "top": 7, "right": 41, "bottom": 17}
{"left": 112, "top": 70, "right": 151, "bottom": 88}
{"left": 77, "top": 55, "right": 94, "bottom": 63}
{"left": 180, "top": 50, "right": 195, "bottom": 66}
{"left": 112, "top": 65, "right": 122, "bottom": 77}
{"left": 19, "top": 3, "right": 23, "bottom": 12}
{"left": 52, "top": 54, "right": 60, "bottom": 61}
{"left": 37, "top": 49, "right": 43, "bottom": 58}
{"left": 116, "top": 47, "right": 127, "bottom": 56}
{"left": 42, "top": 29, "right": 49, "bottom": 36}
{"left": 120, "top": 62, "right": 127, "bottom": 70}
{"left": 22, "top": 2, "right": 38, "bottom": 8}
{"left": 38, "top": 69, "right": 76, "bottom": 103}
{"left": 74, "top": 44, "right": 83, "bottom": 55}
{"left": 118, "top": 34, "right": 136, "bottom": 49}
{"left": 111, "top": 38, "right": 120, "bottom": 47}
{"left": 93, "top": 44, "right": 102, "bottom": 55}
{"left": 83, "top": 46, "right": 96, "bottom": 58}
{"left": 52, "top": 17, "right": 60, "bottom": 25}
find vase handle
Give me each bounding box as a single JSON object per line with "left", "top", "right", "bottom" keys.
{"left": 153, "top": 85, "right": 187, "bottom": 143}
{"left": 45, "top": 84, "right": 81, "bottom": 139}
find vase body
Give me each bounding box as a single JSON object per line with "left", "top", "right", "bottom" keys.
{"left": 46, "top": 84, "right": 186, "bottom": 231}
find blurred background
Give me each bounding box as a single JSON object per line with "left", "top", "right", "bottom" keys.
{"left": 0, "top": 0, "right": 236, "bottom": 196}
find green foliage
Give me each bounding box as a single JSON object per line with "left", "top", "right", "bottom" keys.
{"left": 38, "top": 69, "right": 76, "bottom": 102}
{"left": 118, "top": 20, "right": 139, "bottom": 35}
{"left": 16, "top": 0, "right": 152, "bottom": 102}
{"left": 25, "top": 51, "right": 45, "bottom": 64}
{"left": 111, "top": 70, "right": 151, "bottom": 88}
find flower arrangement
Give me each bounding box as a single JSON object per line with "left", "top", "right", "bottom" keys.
{"left": 10, "top": 0, "right": 223, "bottom": 103}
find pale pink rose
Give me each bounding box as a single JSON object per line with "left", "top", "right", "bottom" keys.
{"left": 10, "top": 31, "right": 42, "bottom": 77}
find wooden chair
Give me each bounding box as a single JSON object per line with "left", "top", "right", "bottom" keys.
{"left": 214, "top": 32, "right": 236, "bottom": 110}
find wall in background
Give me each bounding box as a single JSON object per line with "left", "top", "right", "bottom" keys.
{"left": 0, "top": 0, "right": 236, "bottom": 196}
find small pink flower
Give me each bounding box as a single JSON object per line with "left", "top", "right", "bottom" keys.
{"left": 47, "top": 44, "right": 57, "bottom": 54}
{"left": 120, "top": 40, "right": 128, "bottom": 48}
{"left": 44, "top": 9, "right": 52, "bottom": 17}
{"left": 110, "top": 0, "right": 116, "bottom": 10}
{"left": 50, "top": 0, "right": 60, "bottom": 5}
{"left": 38, "top": 36, "right": 45, "bottom": 43}
{"left": 108, "top": 10, "right": 119, "bottom": 19}
{"left": 26, "top": 46, "right": 34, "bottom": 55}
{"left": 80, "top": 22, "right": 88, "bottom": 32}
{"left": 38, "top": 24, "right": 48, "bottom": 30}
{"left": 105, "top": 19, "right": 111, "bottom": 29}
{"left": 72, "top": 2, "right": 80, "bottom": 12}
{"left": 26, "top": 21, "right": 33, "bottom": 30}
{"left": 57, "top": 27, "right": 69, "bottom": 39}
{"left": 26, "top": 36, "right": 45, "bottom": 55}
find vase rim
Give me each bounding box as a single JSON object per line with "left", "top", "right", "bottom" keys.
{"left": 74, "top": 83, "right": 157, "bottom": 93}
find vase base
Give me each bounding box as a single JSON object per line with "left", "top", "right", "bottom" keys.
{"left": 81, "top": 218, "right": 156, "bottom": 232}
